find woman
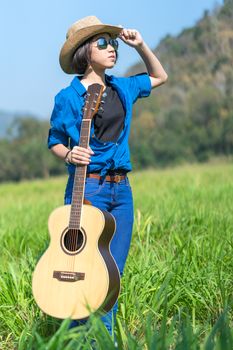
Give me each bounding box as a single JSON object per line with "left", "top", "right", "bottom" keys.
{"left": 48, "top": 15, "right": 167, "bottom": 339}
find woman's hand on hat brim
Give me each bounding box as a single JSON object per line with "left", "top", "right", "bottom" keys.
{"left": 118, "top": 28, "right": 143, "bottom": 48}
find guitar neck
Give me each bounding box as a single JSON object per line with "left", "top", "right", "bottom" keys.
{"left": 68, "top": 83, "right": 104, "bottom": 230}
{"left": 69, "top": 119, "right": 92, "bottom": 229}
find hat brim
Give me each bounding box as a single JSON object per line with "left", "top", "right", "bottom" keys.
{"left": 59, "top": 24, "right": 122, "bottom": 74}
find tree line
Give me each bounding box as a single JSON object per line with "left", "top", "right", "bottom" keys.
{"left": 0, "top": 86, "right": 232, "bottom": 183}
{"left": 0, "top": 117, "right": 64, "bottom": 182}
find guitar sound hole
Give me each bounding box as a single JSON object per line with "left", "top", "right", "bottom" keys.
{"left": 63, "top": 229, "right": 84, "bottom": 252}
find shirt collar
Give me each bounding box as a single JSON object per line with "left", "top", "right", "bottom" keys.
{"left": 70, "top": 76, "right": 87, "bottom": 96}
{"left": 70, "top": 74, "right": 115, "bottom": 96}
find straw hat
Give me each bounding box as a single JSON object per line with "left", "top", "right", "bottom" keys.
{"left": 59, "top": 16, "right": 122, "bottom": 74}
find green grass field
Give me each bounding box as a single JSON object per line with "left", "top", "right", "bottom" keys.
{"left": 0, "top": 162, "right": 233, "bottom": 349}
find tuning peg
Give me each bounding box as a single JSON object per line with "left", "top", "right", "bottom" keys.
{"left": 102, "top": 92, "right": 107, "bottom": 98}
{"left": 100, "top": 100, "right": 105, "bottom": 104}
{"left": 84, "top": 93, "right": 90, "bottom": 100}
{"left": 98, "top": 106, "right": 104, "bottom": 112}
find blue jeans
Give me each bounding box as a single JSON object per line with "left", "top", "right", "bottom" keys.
{"left": 64, "top": 174, "right": 134, "bottom": 336}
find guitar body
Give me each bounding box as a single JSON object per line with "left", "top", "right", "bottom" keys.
{"left": 32, "top": 204, "right": 120, "bottom": 319}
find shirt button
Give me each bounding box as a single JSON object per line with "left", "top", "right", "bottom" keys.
{"left": 116, "top": 143, "right": 118, "bottom": 146}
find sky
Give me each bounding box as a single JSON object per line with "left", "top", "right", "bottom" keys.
{"left": 0, "top": 0, "right": 223, "bottom": 119}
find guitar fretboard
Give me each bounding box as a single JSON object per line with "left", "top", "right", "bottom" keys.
{"left": 69, "top": 119, "right": 91, "bottom": 229}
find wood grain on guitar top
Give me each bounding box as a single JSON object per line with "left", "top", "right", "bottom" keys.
{"left": 32, "top": 204, "right": 120, "bottom": 319}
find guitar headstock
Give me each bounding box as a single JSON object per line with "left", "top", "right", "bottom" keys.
{"left": 83, "top": 84, "right": 105, "bottom": 120}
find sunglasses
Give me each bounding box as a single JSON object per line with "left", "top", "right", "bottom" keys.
{"left": 93, "top": 37, "right": 119, "bottom": 51}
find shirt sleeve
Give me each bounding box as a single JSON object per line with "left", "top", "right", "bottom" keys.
{"left": 47, "top": 93, "right": 69, "bottom": 149}
{"left": 127, "top": 72, "right": 152, "bottom": 103}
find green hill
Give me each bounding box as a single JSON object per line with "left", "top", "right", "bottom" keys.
{"left": 127, "top": 0, "right": 233, "bottom": 167}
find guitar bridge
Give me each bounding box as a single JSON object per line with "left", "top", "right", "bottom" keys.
{"left": 53, "top": 270, "right": 85, "bottom": 282}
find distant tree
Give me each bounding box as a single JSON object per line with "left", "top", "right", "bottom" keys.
{"left": 0, "top": 117, "right": 65, "bottom": 182}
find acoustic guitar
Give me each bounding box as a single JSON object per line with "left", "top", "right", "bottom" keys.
{"left": 32, "top": 84, "right": 121, "bottom": 319}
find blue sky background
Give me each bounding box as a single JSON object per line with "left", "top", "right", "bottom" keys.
{"left": 0, "top": 0, "right": 223, "bottom": 118}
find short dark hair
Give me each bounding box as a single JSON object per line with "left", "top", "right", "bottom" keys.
{"left": 72, "top": 40, "right": 92, "bottom": 75}
{"left": 72, "top": 34, "right": 118, "bottom": 75}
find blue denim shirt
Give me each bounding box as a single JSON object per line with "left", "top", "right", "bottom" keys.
{"left": 48, "top": 73, "right": 152, "bottom": 177}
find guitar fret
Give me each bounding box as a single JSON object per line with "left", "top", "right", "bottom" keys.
{"left": 68, "top": 84, "right": 103, "bottom": 227}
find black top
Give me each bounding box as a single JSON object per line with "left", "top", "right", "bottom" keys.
{"left": 93, "top": 85, "right": 125, "bottom": 142}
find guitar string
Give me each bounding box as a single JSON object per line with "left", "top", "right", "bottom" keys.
{"left": 70, "top": 170, "right": 80, "bottom": 271}
{"left": 70, "top": 122, "right": 90, "bottom": 272}
{"left": 68, "top": 90, "right": 103, "bottom": 273}
{"left": 69, "top": 190, "right": 81, "bottom": 271}
{"left": 72, "top": 228, "right": 78, "bottom": 271}
{"left": 70, "top": 228, "right": 77, "bottom": 271}
{"left": 71, "top": 227, "right": 79, "bottom": 271}
{"left": 68, "top": 161, "right": 82, "bottom": 270}
{"left": 71, "top": 178, "right": 81, "bottom": 271}
{"left": 69, "top": 228, "right": 74, "bottom": 270}
{"left": 66, "top": 228, "right": 70, "bottom": 271}
{"left": 72, "top": 226, "right": 78, "bottom": 270}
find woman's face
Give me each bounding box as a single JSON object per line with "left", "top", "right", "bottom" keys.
{"left": 89, "top": 33, "right": 117, "bottom": 71}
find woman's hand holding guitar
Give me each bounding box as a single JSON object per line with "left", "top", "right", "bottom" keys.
{"left": 68, "top": 146, "right": 94, "bottom": 165}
